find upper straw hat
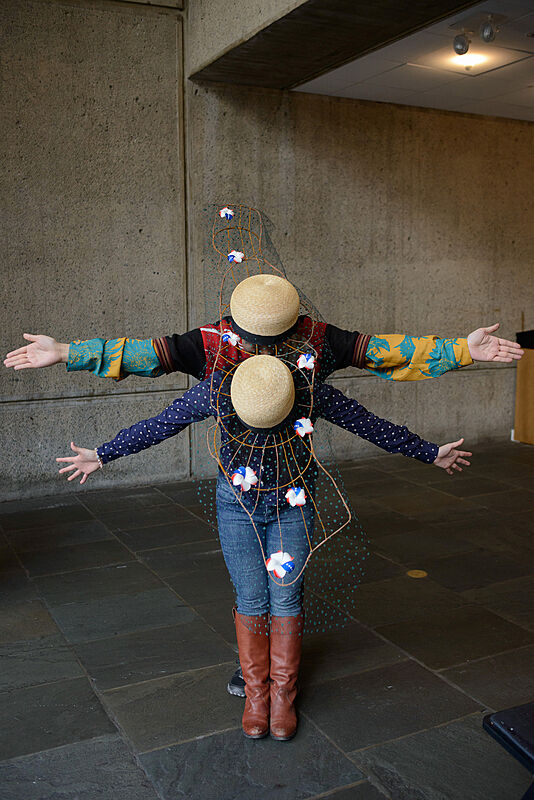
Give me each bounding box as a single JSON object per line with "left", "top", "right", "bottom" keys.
{"left": 230, "top": 274, "right": 300, "bottom": 340}
{"left": 230, "top": 355, "right": 295, "bottom": 431}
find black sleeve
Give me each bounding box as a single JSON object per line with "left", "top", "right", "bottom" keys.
{"left": 153, "top": 328, "right": 206, "bottom": 381}
{"left": 323, "top": 324, "right": 371, "bottom": 376}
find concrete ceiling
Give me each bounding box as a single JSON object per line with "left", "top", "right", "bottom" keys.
{"left": 294, "top": 0, "right": 534, "bottom": 121}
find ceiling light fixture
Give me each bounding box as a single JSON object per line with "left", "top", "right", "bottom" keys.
{"left": 453, "top": 32, "right": 471, "bottom": 55}
{"left": 480, "top": 16, "right": 497, "bottom": 43}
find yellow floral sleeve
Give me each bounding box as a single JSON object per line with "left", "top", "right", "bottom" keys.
{"left": 365, "top": 334, "right": 473, "bottom": 381}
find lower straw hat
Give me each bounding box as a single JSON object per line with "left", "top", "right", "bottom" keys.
{"left": 230, "top": 355, "right": 295, "bottom": 432}
{"left": 230, "top": 274, "right": 300, "bottom": 342}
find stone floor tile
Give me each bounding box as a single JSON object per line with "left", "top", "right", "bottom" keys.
{"left": 0, "top": 734, "right": 160, "bottom": 800}
{"left": 0, "top": 634, "right": 84, "bottom": 692}
{"left": 426, "top": 476, "right": 513, "bottom": 498}
{"left": 350, "top": 574, "right": 469, "bottom": 628}
{"left": 97, "top": 503, "right": 185, "bottom": 532}
{"left": 114, "top": 517, "right": 215, "bottom": 551}
{"left": 373, "top": 527, "right": 473, "bottom": 564}
{"left": 75, "top": 486, "right": 172, "bottom": 515}
{"left": 18, "top": 540, "right": 133, "bottom": 578}
{"left": 301, "top": 622, "right": 407, "bottom": 686}
{"left": 138, "top": 539, "right": 226, "bottom": 577}
{"left": 49, "top": 587, "right": 194, "bottom": 643}
{"left": 442, "top": 644, "right": 534, "bottom": 709}
{"left": 375, "top": 605, "right": 534, "bottom": 670}
{"left": 102, "top": 663, "right": 243, "bottom": 751}
{"left": 357, "top": 552, "right": 405, "bottom": 585}
{"left": 0, "top": 677, "right": 114, "bottom": 760}
{"left": 349, "top": 713, "right": 532, "bottom": 800}
{"left": 34, "top": 562, "right": 163, "bottom": 606}
{"left": 0, "top": 598, "right": 59, "bottom": 645}
{"left": 418, "top": 548, "right": 534, "bottom": 593}
{"left": 468, "top": 489, "right": 534, "bottom": 515}
{"left": 139, "top": 717, "right": 364, "bottom": 800}
{"left": 300, "top": 660, "right": 481, "bottom": 752}
{"left": 0, "top": 501, "right": 91, "bottom": 532}
{"left": 154, "top": 481, "right": 204, "bottom": 506}
{"left": 5, "top": 519, "right": 113, "bottom": 552}
{"left": 307, "top": 784, "right": 389, "bottom": 800}
{"left": 74, "top": 617, "right": 235, "bottom": 690}
{"left": 462, "top": 574, "right": 534, "bottom": 632}
{"left": 379, "top": 487, "right": 479, "bottom": 517}
{"left": 194, "top": 599, "right": 238, "bottom": 645}
{"left": 355, "top": 511, "right": 428, "bottom": 539}
{"left": 166, "top": 565, "right": 235, "bottom": 605}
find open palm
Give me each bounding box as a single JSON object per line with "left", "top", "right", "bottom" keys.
{"left": 4, "top": 334, "right": 61, "bottom": 370}
{"left": 56, "top": 442, "right": 100, "bottom": 485}
{"left": 467, "top": 323, "right": 523, "bottom": 363}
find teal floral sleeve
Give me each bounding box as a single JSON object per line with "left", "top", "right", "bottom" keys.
{"left": 67, "top": 337, "right": 165, "bottom": 381}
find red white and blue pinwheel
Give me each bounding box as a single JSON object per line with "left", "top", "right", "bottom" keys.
{"left": 294, "top": 417, "right": 314, "bottom": 437}
{"left": 266, "top": 550, "right": 295, "bottom": 578}
{"left": 227, "top": 250, "right": 244, "bottom": 263}
{"left": 221, "top": 330, "right": 240, "bottom": 347}
{"left": 231, "top": 466, "right": 258, "bottom": 492}
{"left": 285, "top": 486, "right": 307, "bottom": 507}
{"left": 297, "top": 353, "right": 315, "bottom": 370}
{"left": 219, "top": 207, "right": 234, "bottom": 220}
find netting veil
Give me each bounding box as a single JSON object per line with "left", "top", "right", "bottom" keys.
{"left": 193, "top": 203, "right": 371, "bottom": 635}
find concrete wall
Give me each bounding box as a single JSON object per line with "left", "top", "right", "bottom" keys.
{"left": 1, "top": 0, "right": 188, "bottom": 499}
{"left": 2, "top": 0, "right": 533, "bottom": 499}
{"left": 186, "top": 82, "right": 534, "bottom": 475}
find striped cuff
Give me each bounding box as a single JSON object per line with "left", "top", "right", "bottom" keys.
{"left": 352, "top": 334, "right": 372, "bottom": 369}
{"left": 152, "top": 337, "right": 174, "bottom": 374}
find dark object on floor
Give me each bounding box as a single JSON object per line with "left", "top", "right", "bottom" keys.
{"left": 516, "top": 330, "right": 534, "bottom": 349}
{"left": 483, "top": 701, "right": 534, "bottom": 799}
{"left": 227, "top": 662, "right": 246, "bottom": 698}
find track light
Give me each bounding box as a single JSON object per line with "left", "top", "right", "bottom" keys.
{"left": 453, "top": 33, "right": 470, "bottom": 55}
{"left": 480, "top": 16, "right": 496, "bottom": 43}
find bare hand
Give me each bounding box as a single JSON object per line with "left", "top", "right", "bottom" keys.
{"left": 4, "top": 334, "right": 68, "bottom": 370}
{"left": 467, "top": 323, "right": 523, "bottom": 363}
{"left": 434, "top": 438, "right": 472, "bottom": 475}
{"left": 56, "top": 442, "right": 101, "bottom": 485}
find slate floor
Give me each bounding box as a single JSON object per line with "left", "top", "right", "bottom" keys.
{"left": 1, "top": 441, "right": 534, "bottom": 800}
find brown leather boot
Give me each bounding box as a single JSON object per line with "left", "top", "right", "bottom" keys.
{"left": 233, "top": 609, "right": 270, "bottom": 739}
{"left": 269, "top": 613, "right": 304, "bottom": 741}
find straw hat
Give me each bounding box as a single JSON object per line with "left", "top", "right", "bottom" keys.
{"left": 230, "top": 355, "right": 295, "bottom": 430}
{"left": 230, "top": 274, "right": 300, "bottom": 340}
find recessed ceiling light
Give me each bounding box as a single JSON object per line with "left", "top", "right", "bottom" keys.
{"left": 450, "top": 53, "right": 487, "bottom": 69}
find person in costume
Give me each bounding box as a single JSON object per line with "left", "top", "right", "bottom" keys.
{"left": 56, "top": 352, "right": 471, "bottom": 741}
{"left": 2, "top": 271, "right": 524, "bottom": 701}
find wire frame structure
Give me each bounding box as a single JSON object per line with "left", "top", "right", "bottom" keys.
{"left": 193, "top": 203, "right": 371, "bottom": 635}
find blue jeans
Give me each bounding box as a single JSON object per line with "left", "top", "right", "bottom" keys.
{"left": 216, "top": 475, "right": 314, "bottom": 617}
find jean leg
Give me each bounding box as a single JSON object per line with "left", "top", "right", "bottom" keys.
{"left": 265, "top": 503, "right": 313, "bottom": 617}
{"left": 216, "top": 491, "right": 270, "bottom": 616}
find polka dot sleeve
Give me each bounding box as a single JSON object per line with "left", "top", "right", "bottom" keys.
{"left": 96, "top": 376, "right": 215, "bottom": 464}
{"left": 315, "top": 382, "right": 439, "bottom": 464}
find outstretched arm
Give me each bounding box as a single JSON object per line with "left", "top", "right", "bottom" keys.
{"left": 325, "top": 322, "right": 523, "bottom": 382}
{"left": 315, "top": 382, "right": 472, "bottom": 473}
{"left": 5, "top": 329, "right": 206, "bottom": 381}
{"left": 56, "top": 377, "right": 214, "bottom": 484}
{"left": 365, "top": 323, "right": 523, "bottom": 381}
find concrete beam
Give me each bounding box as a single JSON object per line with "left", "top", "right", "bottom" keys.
{"left": 190, "top": 0, "right": 483, "bottom": 89}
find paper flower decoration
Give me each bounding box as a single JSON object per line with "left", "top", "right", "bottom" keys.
{"left": 222, "top": 330, "right": 240, "bottom": 347}
{"left": 294, "top": 418, "right": 314, "bottom": 437}
{"left": 227, "top": 250, "right": 244, "bottom": 263}
{"left": 231, "top": 466, "right": 258, "bottom": 492}
{"left": 266, "top": 550, "right": 295, "bottom": 578}
{"left": 219, "top": 207, "right": 234, "bottom": 220}
{"left": 285, "top": 486, "right": 306, "bottom": 507}
{"left": 297, "top": 353, "right": 315, "bottom": 370}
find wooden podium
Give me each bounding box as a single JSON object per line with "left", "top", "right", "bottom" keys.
{"left": 514, "top": 349, "right": 534, "bottom": 446}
